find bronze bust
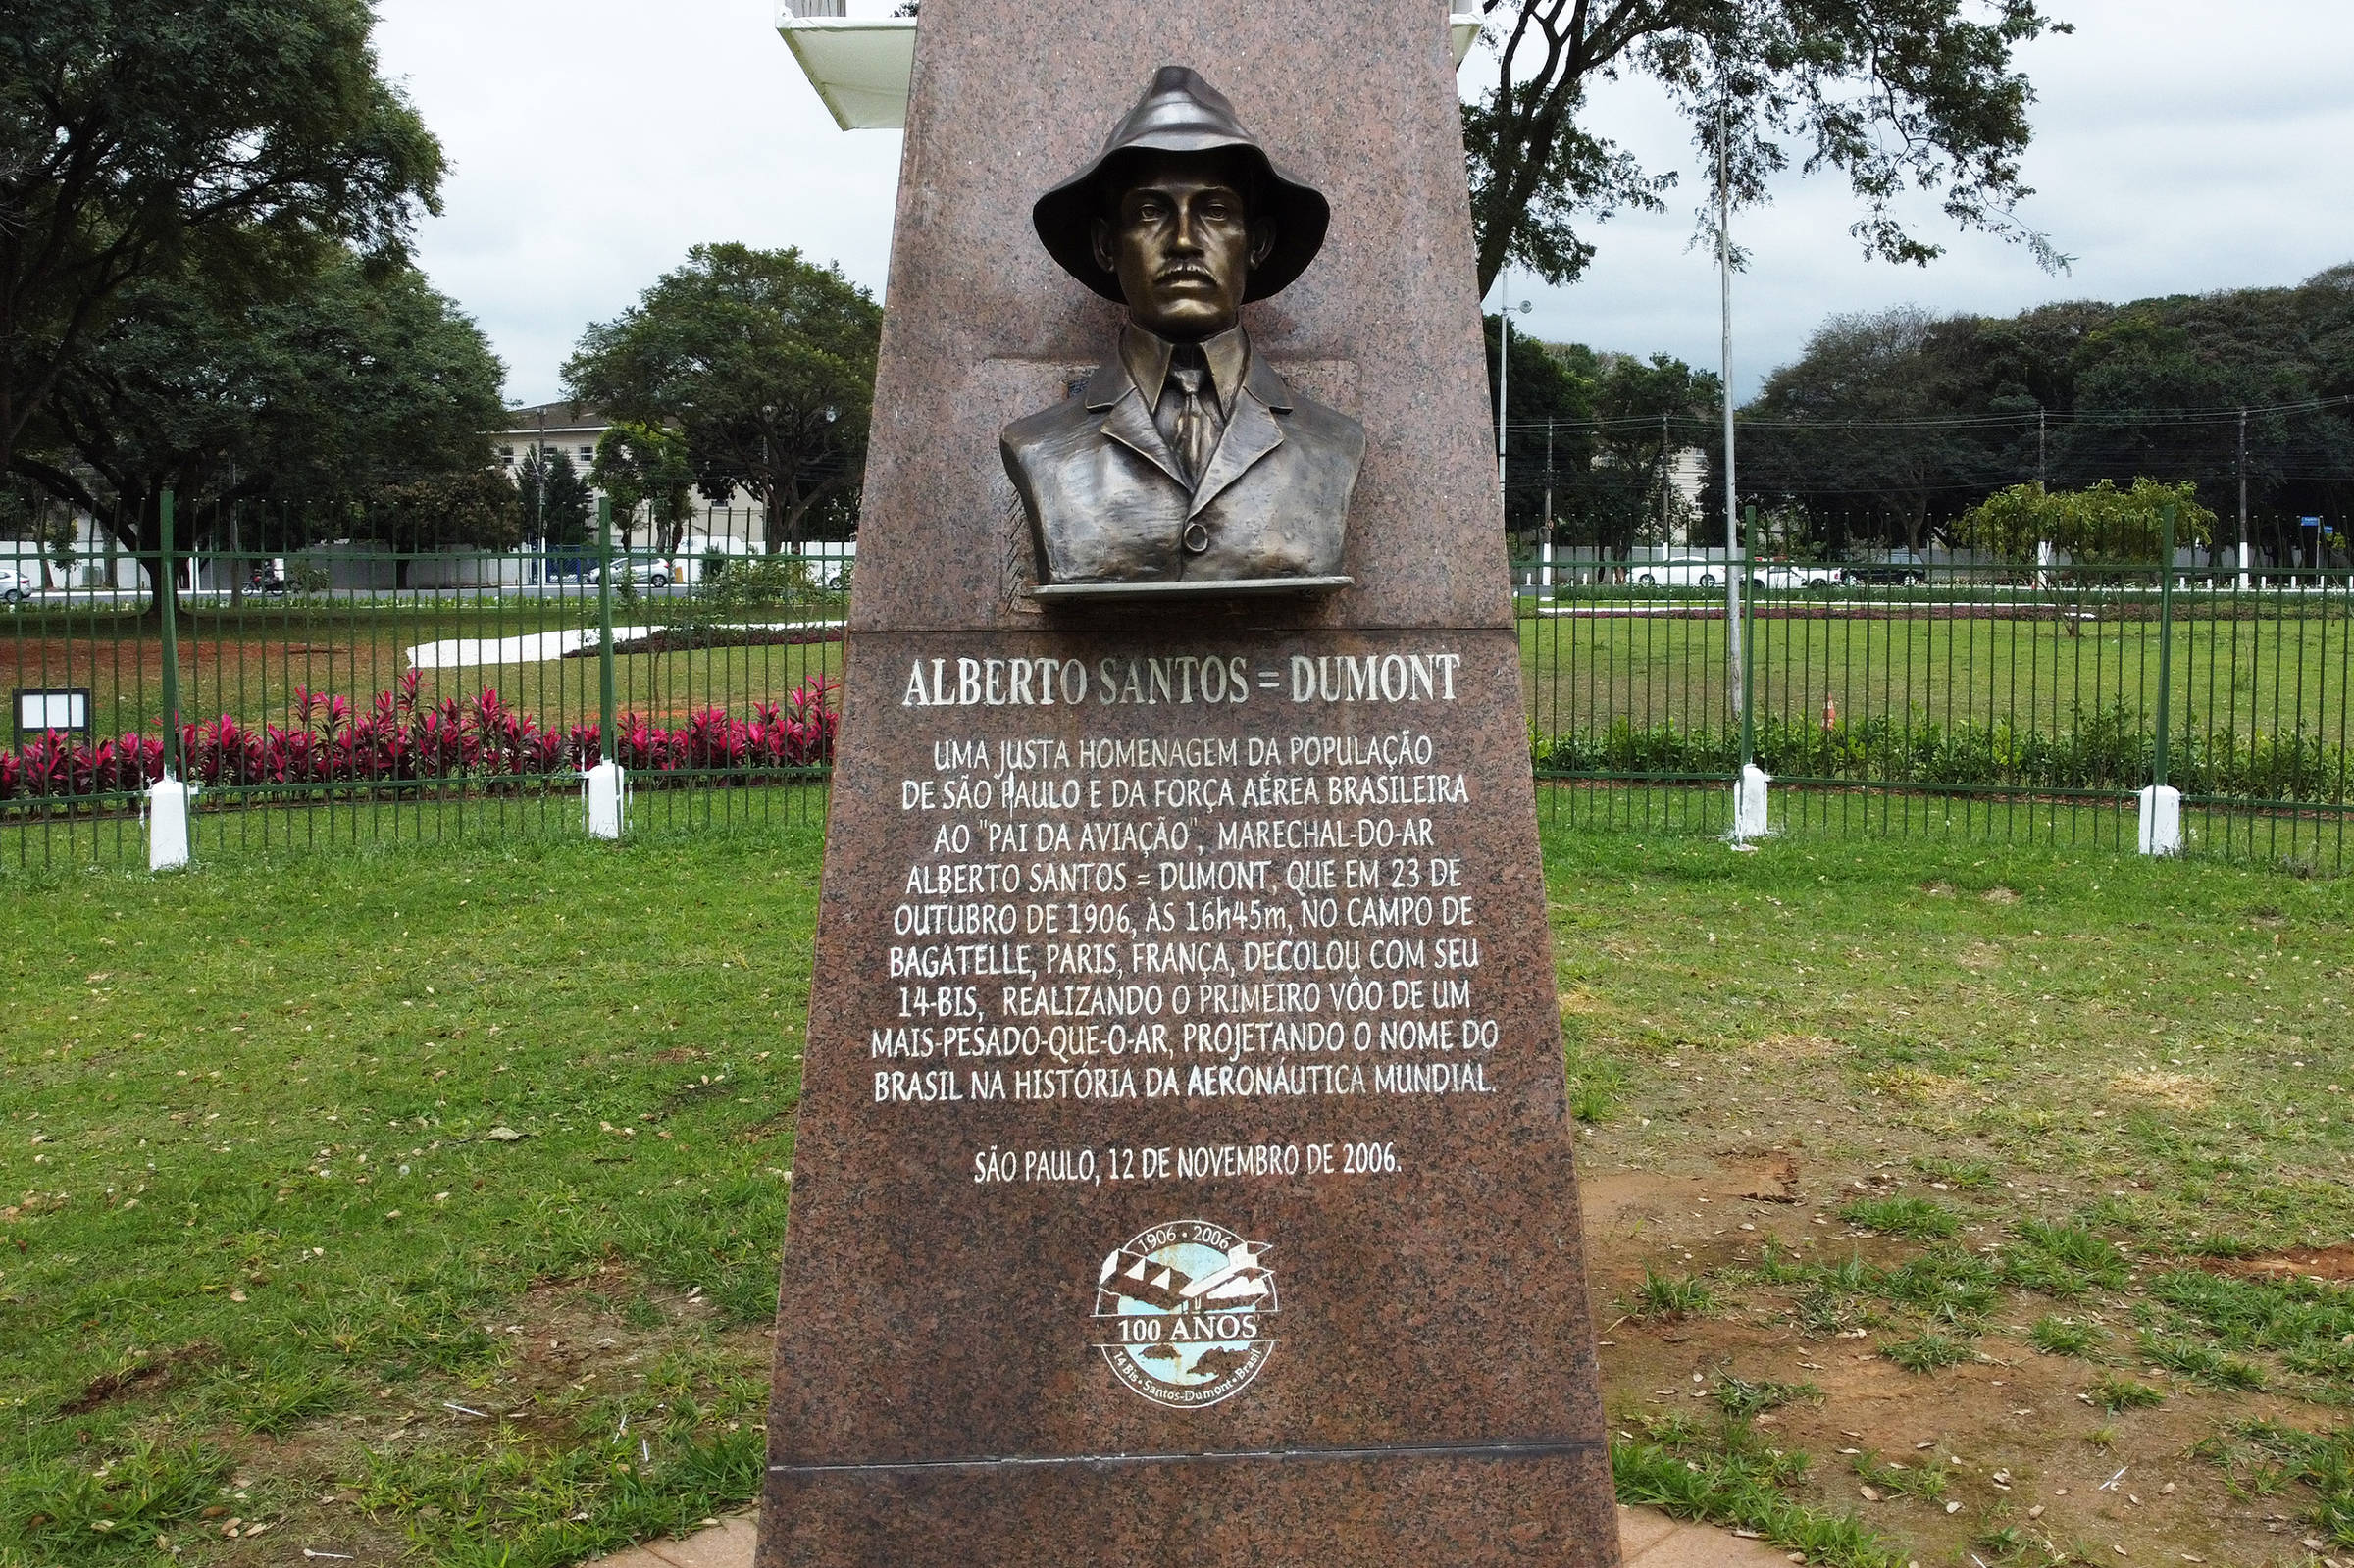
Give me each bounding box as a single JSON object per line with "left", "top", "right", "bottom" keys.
{"left": 1002, "top": 67, "right": 1365, "bottom": 596}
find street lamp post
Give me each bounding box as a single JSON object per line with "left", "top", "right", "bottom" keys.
{"left": 1493, "top": 272, "right": 1531, "bottom": 530}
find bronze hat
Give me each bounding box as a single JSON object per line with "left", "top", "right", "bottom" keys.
{"left": 1032, "top": 66, "right": 1332, "bottom": 305}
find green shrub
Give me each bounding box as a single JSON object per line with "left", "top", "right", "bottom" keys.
{"left": 699, "top": 555, "right": 814, "bottom": 615}
{"left": 1531, "top": 702, "right": 2353, "bottom": 803}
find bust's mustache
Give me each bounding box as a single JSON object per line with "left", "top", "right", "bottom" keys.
{"left": 1153, "top": 263, "right": 1220, "bottom": 285}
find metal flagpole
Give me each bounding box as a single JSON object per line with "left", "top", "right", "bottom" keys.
{"left": 1496, "top": 267, "right": 1510, "bottom": 524}
{"left": 1719, "top": 101, "right": 1743, "bottom": 725}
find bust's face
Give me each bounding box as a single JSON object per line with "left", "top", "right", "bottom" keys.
{"left": 1092, "top": 151, "right": 1276, "bottom": 342}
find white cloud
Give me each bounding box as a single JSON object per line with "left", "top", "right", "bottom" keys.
{"left": 373, "top": 0, "right": 905, "bottom": 407}
{"left": 376, "top": 0, "right": 2354, "bottom": 405}
{"left": 1498, "top": 0, "right": 2354, "bottom": 394}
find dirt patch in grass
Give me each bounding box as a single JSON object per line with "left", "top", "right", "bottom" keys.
{"left": 1587, "top": 1150, "right": 2328, "bottom": 1568}
{"left": 2208, "top": 1244, "right": 2354, "bottom": 1283}
{"left": 1552, "top": 824, "right": 2354, "bottom": 1566}
{"left": 2110, "top": 1068, "right": 2216, "bottom": 1109}
{"left": 58, "top": 1343, "right": 217, "bottom": 1416}
{"left": 1748, "top": 1033, "right": 1844, "bottom": 1065}
{"left": 1954, "top": 939, "right": 2005, "bottom": 971}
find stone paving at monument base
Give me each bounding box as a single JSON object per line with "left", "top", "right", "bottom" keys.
{"left": 592, "top": 1506, "right": 1794, "bottom": 1568}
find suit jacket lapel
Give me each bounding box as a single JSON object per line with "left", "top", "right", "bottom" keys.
{"left": 1092, "top": 363, "right": 1190, "bottom": 490}
{"left": 1189, "top": 389, "right": 1285, "bottom": 518}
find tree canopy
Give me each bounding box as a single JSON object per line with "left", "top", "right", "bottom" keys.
{"left": 1956, "top": 479, "right": 2215, "bottom": 570}
{"left": 516, "top": 448, "right": 595, "bottom": 557}
{"left": 590, "top": 422, "right": 696, "bottom": 553}
{"left": 1486, "top": 329, "right": 1720, "bottom": 554}
{"left": 0, "top": 0, "right": 445, "bottom": 478}
{"left": 1461, "top": 0, "right": 2070, "bottom": 297}
{"left": 13, "top": 244, "right": 509, "bottom": 602}
{"left": 1737, "top": 267, "right": 2354, "bottom": 560}
{"left": 564, "top": 245, "right": 882, "bottom": 551}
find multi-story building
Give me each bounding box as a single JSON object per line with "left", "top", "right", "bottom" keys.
{"left": 493, "top": 401, "right": 769, "bottom": 551}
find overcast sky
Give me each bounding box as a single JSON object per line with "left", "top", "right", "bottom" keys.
{"left": 372, "top": 0, "right": 2354, "bottom": 408}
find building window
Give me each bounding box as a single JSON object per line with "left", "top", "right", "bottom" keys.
{"left": 579, "top": 446, "right": 594, "bottom": 464}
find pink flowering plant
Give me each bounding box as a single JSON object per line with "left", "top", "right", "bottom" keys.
{"left": 0, "top": 673, "right": 837, "bottom": 806}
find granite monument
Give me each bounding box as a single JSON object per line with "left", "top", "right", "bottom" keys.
{"left": 762, "top": 3, "right": 1618, "bottom": 1562}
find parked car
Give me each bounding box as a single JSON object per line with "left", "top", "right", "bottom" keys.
{"left": 592, "top": 561, "right": 676, "bottom": 587}
{"left": 0, "top": 569, "right": 35, "bottom": 603}
{"left": 1840, "top": 552, "right": 1928, "bottom": 587}
{"left": 1632, "top": 557, "right": 1728, "bottom": 588}
{"left": 1750, "top": 562, "right": 1837, "bottom": 591}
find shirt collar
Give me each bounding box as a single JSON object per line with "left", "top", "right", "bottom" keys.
{"left": 1119, "top": 322, "right": 1249, "bottom": 418}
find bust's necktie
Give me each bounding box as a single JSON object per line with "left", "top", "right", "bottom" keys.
{"left": 1170, "top": 363, "right": 1214, "bottom": 493}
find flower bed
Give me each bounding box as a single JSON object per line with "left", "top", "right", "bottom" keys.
{"left": 0, "top": 672, "right": 838, "bottom": 806}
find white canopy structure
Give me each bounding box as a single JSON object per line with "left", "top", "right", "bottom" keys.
{"left": 775, "top": 4, "right": 1486, "bottom": 132}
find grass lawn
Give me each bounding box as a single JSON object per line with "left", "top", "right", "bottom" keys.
{"left": 2, "top": 816, "right": 2349, "bottom": 1566}
{"left": 0, "top": 824, "right": 823, "bottom": 1567}
{"left": 1519, "top": 600, "right": 2354, "bottom": 747}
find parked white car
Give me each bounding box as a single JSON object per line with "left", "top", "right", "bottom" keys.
{"left": 0, "top": 569, "right": 36, "bottom": 603}
{"left": 1750, "top": 563, "right": 1838, "bottom": 591}
{"left": 592, "top": 561, "right": 676, "bottom": 588}
{"left": 1632, "top": 557, "right": 1728, "bottom": 588}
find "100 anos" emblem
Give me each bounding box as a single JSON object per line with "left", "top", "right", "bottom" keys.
{"left": 1093, "top": 1219, "right": 1279, "bottom": 1409}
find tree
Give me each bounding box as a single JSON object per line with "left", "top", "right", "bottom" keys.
{"left": 1957, "top": 479, "right": 2214, "bottom": 568}
{"left": 12, "top": 247, "right": 508, "bottom": 609}
{"left": 0, "top": 487, "right": 77, "bottom": 585}
{"left": 564, "top": 245, "right": 882, "bottom": 552}
{"left": 1483, "top": 319, "right": 1595, "bottom": 538}
{"left": 1731, "top": 266, "right": 2354, "bottom": 553}
{"left": 1957, "top": 477, "right": 2215, "bottom": 634}
{"left": 1739, "top": 305, "right": 2001, "bottom": 553}
{"left": 0, "top": 0, "right": 444, "bottom": 479}
{"left": 589, "top": 421, "right": 696, "bottom": 553}
{"left": 361, "top": 468, "right": 524, "bottom": 580}
{"left": 1461, "top": 0, "right": 2070, "bottom": 296}
{"left": 1590, "top": 351, "right": 1720, "bottom": 557}
{"left": 516, "top": 448, "right": 594, "bottom": 560}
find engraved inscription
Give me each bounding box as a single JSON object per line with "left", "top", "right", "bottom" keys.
{"left": 876, "top": 647, "right": 1493, "bottom": 1189}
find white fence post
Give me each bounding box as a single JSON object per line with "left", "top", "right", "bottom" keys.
{"left": 585, "top": 759, "right": 629, "bottom": 840}
{"left": 146, "top": 774, "right": 193, "bottom": 870}
{"left": 1730, "top": 763, "right": 1771, "bottom": 843}
{"left": 2137, "top": 784, "right": 2182, "bottom": 856}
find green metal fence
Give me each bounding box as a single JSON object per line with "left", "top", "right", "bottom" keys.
{"left": 3, "top": 492, "right": 839, "bottom": 868}
{"left": 1519, "top": 523, "right": 2353, "bottom": 868}
{"left": 7, "top": 488, "right": 2350, "bottom": 871}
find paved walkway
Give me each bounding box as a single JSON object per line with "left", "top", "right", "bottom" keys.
{"left": 588, "top": 1504, "right": 1793, "bottom": 1567}
{"left": 403, "top": 621, "right": 844, "bottom": 670}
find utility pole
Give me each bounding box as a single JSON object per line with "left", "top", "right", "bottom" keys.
{"left": 1718, "top": 99, "right": 1743, "bottom": 723}
{"left": 2237, "top": 407, "right": 2251, "bottom": 590}
{"left": 2037, "top": 407, "right": 2046, "bottom": 486}
{"left": 1495, "top": 267, "right": 1510, "bottom": 526}
{"left": 1543, "top": 416, "right": 1556, "bottom": 535}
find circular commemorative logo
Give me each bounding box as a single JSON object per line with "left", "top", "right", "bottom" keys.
{"left": 1092, "top": 1219, "right": 1279, "bottom": 1409}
